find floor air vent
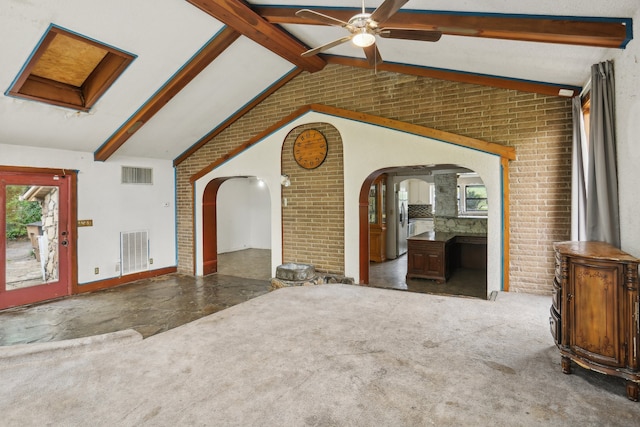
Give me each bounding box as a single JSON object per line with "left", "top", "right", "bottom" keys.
{"left": 120, "top": 230, "right": 149, "bottom": 275}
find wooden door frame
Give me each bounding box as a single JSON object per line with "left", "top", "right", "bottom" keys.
{"left": 202, "top": 177, "right": 235, "bottom": 275}
{"left": 359, "top": 168, "right": 395, "bottom": 284}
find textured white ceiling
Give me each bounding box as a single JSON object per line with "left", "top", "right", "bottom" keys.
{"left": 0, "top": 0, "right": 637, "bottom": 160}
{"left": 250, "top": 0, "right": 640, "bottom": 16}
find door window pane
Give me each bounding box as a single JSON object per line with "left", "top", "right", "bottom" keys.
{"left": 5, "top": 185, "right": 58, "bottom": 290}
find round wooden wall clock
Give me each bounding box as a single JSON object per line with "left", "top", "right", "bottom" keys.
{"left": 293, "top": 129, "right": 328, "bottom": 169}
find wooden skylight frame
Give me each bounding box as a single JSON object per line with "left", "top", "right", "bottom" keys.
{"left": 6, "top": 25, "right": 135, "bottom": 112}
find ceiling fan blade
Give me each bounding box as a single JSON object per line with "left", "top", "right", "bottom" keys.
{"left": 301, "top": 34, "right": 354, "bottom": 57}
{"left": 363, "top": 43, "right": 383, "bottom": 67}
{"left": 295, "top": 9, "right": 349, "bottom": 27}
{"left": 379, "top": 29, "right": 443, "bottom": 42}
{"left": 370, "top": 0, "right": 409, "bottom": 25}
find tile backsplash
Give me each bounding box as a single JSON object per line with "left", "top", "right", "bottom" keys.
{"left": 408, "top": 204, "right": 433, "bottom": 218}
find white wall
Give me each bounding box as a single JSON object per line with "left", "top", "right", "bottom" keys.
{"left": 612, "top": 7, "right": 640, "bottom": 258}
{"left": 217, "top": 177, "right": 270, "bottom": 253}
{"left": 0, "top": 143, "right": 176, "bottom": 284}
{"left": 195, "top": 111, "right": 504, "bottom": 297}
{"left": 249, "top": 180, "right": 271, "bottom": 249}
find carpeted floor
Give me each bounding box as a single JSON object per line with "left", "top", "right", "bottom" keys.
{"left": 1, "top": 284, "right": 638, "bottom": 426}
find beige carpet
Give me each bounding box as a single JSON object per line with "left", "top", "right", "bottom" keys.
{"left": 1, "top": 284, "right": 638, "bottom": 426}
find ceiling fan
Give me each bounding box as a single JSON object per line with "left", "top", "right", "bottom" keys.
{"left": 296, "top": 0, "right": 442, "bottom": 66}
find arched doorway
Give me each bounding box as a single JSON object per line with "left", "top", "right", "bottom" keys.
{"left": 202, "top": 177, "right": 232, "bottom": 275}
{"left": 202, "top": 176, "right": 271, "bottom": 278}
{"left": 359, "top": 165, "right": 489, "bottom": 298}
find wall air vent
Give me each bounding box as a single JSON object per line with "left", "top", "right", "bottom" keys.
{"left": 120, "top": 230, "right": 149, "bottom": 275}
{"left": 121, "top": 166, "right": 152, "bottom": 184}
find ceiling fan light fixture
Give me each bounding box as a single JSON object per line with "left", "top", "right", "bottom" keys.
{"left": 352, "top": 29, "right": 376, "bottom": 48}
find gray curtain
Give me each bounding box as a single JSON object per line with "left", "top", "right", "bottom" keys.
{"left": 571, "top": 96, "right": 587, "bottom": 241}
{"left": 586, "top": 60, "right": 620, "bottom": 247}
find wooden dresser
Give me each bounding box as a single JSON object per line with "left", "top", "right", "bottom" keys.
{"left": 551, "top": 241, "right": 640, "bottom": 400}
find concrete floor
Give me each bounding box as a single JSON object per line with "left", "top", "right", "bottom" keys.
{"left": 0, "top": 248, "right": 483, "bottom": 346}
{"left": 3, "top": 285, "right": 639, "bottom": 426}
{"left": 3, "top": 250, "right": 640, "bottom": 424}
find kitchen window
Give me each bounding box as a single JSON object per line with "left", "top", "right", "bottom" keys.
{"left": 464, "top": 185, "right": 488, "bottom": 212}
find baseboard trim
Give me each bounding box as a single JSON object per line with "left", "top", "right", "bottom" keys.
{"left": 74, "top": 267, "right": 178, "bottom": 294}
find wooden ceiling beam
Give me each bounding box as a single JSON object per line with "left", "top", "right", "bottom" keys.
{"left": 326, "top": 55, "right": 581, "bottom": 98}
{"left": 186, "top": 0, "right": 326, "bottom": 72}
{"left": 94, "top": 27, "right": 241, "bottom": 162}
{"left": 255, "top": 7, "right": 631, "bottom": 49}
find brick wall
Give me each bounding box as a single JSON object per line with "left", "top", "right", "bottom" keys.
{"left": 281, "top": 123, "right": 344, "bottom": 274}
{"left": 176, "top": 64, "right": 572, "bottom": 294}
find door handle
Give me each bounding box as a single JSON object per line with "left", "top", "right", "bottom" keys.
{"left": 61, "top": 240, "right": 68, "bottom": 247}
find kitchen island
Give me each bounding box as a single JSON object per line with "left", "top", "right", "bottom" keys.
{"left": 406, "top": 231, "right": 487, "bottom": 283}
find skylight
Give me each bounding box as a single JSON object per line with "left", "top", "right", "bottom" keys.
{"left": 6, "top": 25, "right": 135, "bottom": 111}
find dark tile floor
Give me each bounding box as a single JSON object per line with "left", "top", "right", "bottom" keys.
{"left": 369, "top": 253, "right": 488, "bottom": 300}
{"left": 0, "top": 249, "right": 486, "bottom": 346}
{"left": 0, "top": 249, "right": 272, "bottom": 346}
{"left": 0, "top": 273, "right": 271, "bottom": 346}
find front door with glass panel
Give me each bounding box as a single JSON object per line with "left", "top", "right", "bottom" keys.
{"left": 1, "top": 171, "right": 72, "bottom": 309}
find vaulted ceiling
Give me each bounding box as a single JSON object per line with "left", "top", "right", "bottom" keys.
{"left": 1, "top": 0, "right": 637, "bottom": 164}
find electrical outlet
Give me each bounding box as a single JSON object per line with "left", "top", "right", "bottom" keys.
{"left": 149, "top": 258, "right": 154, "bottom": 265}
{"left": 94, "top": 267, "right": 99, "bottom": 275}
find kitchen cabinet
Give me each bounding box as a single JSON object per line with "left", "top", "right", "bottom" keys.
{"left": 405, "top": 232, "right": 486, "bottom": 281}
{"left": 406, "top": 233, "right": 453, "bottom": 283}
{"left": 408, "top": 179, "right": 430, "bottom": 204}
{"left": 456, "top": 235, "right": 487, "bottom": 269}
{"left": 369, "top": 175, "right": 386, "bottom": 263}
{"left": 551, "top": 241, "right": 640, "bottom": 401}
{"left": 407, "top": 232, "right": 487, "bottom": 283}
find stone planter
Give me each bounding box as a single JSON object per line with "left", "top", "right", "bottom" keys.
{"left": 270, "top": 263, "right": 355, "bottom": 291}
{"left": 275, "top": 263, "right": 315, "bottom": 281}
